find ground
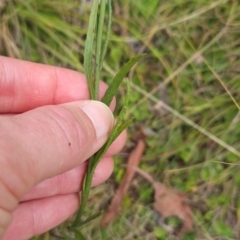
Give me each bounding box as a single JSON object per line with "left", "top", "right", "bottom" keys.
{"left": 1, "top": 0, "right": 240, "bottom": 239}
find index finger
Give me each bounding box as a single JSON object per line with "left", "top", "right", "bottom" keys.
{"left": 0, "top": 56, "right": 113, "bottom": 113}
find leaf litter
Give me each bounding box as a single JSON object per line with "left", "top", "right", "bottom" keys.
{"left": 101, "top": 139, "right": 146, "bottom": 226}
{"left": 101, "top": 138, "right": 193, "bottom": 236}
{"left": 132, "top": 167, "right": 193, "bottom": 236}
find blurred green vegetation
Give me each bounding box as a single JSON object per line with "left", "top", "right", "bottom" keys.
{"left": 1, "top": 0, "right": 240, "bottom": 239}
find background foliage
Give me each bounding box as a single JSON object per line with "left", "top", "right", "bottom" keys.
{"left": 1, "top": 0, "right": 240, "bottom": 239}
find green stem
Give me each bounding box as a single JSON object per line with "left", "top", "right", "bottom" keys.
{"left": 70, "top": 0, "right": 140, "bottom": 232}
{"left": 71, "top": 157, "right": 95, "bottom": 228}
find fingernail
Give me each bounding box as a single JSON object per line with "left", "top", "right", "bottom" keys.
{"left": 81, "top": 101, "right": 114, "bottom": 139}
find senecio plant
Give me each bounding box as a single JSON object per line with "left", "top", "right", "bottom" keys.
{"left": 66, "top": 0, "right": 143, "bottom": 236}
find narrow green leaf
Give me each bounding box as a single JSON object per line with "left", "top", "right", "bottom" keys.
{"left": 92, "top": 117, "right": 134, "bottom": 170}
{"left": 113, "top": 79, "right": 131, "bottom": 129}
{"left": 110, "top": 117, "right": 134, "bottom": 145}
{"left": 94, "top": 0, "right": 106, "bottom": 99}
{"left": 61, "top": 232, "right": 75, "bottom": 240}
{"left": 84, "top": 0, "right": 99, "bottom": 99}
{"left": 92, "top": 79, "right": 132, "bottom": 170}
{"left": 115, "top": 117, "right": 134, "bottom": 137}
{"left": 125, "top": 78, "right": 131, "bottom": 106}
{"left": 102, "top": 54, "right": 144, "bottom": 106}
{"left": 93, "top": 117, "right": 134, "bottom": 171}
{"left": 100, "top": 0, "right": 112, "bottom": 70}
{"left": 71, "top": 0, "right": 140, "bottom": 232}
{"left": 73, "top": 230, "right": 87, "bottom": 240}
{"left": 80, "top": 211, "right": 103, "bottom": 226}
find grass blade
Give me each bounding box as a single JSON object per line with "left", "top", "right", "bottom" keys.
{"left": 102, "top": 54, "right": 144, "bottom": 106}
{"left": 92, "top": 117, "right": 134, "bottom": 171}
{"left": 71, "top": 0, "right": 137, "bottom": 232}
{"left": 61, "top": 232, "right": 75, "bottom": 240}
{"left": 92, "top": 81, "right": 133, "bottom": 170}
{"left": 94, "top": 0, "right": 106, "bottom": 99}
{"left": 100, "top": 0, "right": 112, "bottom": 70}
{"left": 72, "top": 80, "right": 133, "bottom": 225}
{"left": 73, "top": 230, "right": 87, "bottom": 240}
{"left": 110, "top": 80, "right": 131, "bottom": 132}
{"left": 79, "top": 211, "right": 103, "bottom": 226}
{"left": 84, "top": 0, "right": 99, "bottom": 99}
{"left": 110, "top": 117, "right": 134, "bottom": 145}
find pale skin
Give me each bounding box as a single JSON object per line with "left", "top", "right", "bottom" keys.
{"left": 0, "top": 56, "right": 126, "bottom": 240}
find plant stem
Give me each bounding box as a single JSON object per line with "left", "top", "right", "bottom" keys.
{"left": 71, "top": 157, "right": 95, "bottom": 228}
{"left": 70, "top": 0, "right": 141, "bottom": 230}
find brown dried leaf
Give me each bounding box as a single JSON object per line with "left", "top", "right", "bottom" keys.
{"left": 132, "top": 167, "right": 193, "bottom": 236}
{"left": 101, "top": 139, "right": 145, "bottom": 226}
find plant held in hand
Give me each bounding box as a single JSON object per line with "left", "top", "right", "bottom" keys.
{"left": 70, "top": 0, "right": 143, "bottom": 232}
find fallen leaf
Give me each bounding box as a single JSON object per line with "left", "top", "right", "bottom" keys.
{"left": 101, "top": 139, "right": 145, "bottom": 226}
{"left": 131, "top": 167, "right": 193, "bottom": 236}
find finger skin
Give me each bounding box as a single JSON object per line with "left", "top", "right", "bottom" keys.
{"left": 22, "top": 157, "right": 114, "bottom": 201}
{"left": 0, "top": 56, "right": 127, "bottom": 239}
{"left": 105, "top": 129, "right": 127, "bottom": 157}
{"left": 22, "top": 129, "right": 127, "bottom": 201}
{"left": 0, "top": 56, "right": 115, "bottom": 113}
{"left": 0, "top": 101, "right": 113, "bottom": 203}
{"left": 2, "top": 194, "right": 79, "bottom": 240}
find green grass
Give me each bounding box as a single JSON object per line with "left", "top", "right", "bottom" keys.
{"left": 1, "top": 0, "right": 240, "bottom": 239}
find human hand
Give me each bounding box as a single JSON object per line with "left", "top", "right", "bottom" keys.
{"left": 0, "top": 57, "right": 126, "bottom": 240}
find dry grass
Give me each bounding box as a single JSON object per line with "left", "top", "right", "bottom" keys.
{"left": 1, "top": 0, "right": 240, "bottom": 239}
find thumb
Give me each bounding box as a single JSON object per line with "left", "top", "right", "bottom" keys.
{"left": 0, "top": 100, "right": 114, "bottom": 202}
